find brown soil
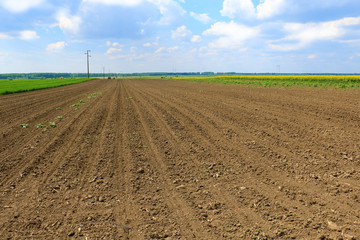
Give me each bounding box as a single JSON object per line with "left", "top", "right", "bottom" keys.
{"left": 1, "top": 78, "right": 360, "bottom": 239}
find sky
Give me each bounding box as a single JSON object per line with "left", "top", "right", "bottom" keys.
{"left": 1, "top": 0, "right": 360, "bottom": 73}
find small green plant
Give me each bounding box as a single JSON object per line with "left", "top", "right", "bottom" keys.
{"left": 223, "top": 227, "right": 233, "bottom": 232}
{"left": 20, "top": 123, "right": 29, "bottom": 128}
{"left": 127, "top": 97, "right": 133, "bottom": 100}
{"left": 49, "top": 122, "right": 56, "bottom": 128}
{"left": 78, "top": 99, "right": 85, "bottom": 103}
{"left": 36, "top": 123, "right": 45, "bottom": 128}
{"left": 71, "top": 104, "right": 78, "bottom": 107}
{"left": 56, "top": 107, "right": 62, "bottom": 110}
{"left": 56, "top": 116, "right": 63, "bottom": 119}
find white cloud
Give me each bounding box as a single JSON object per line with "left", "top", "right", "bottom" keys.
{"left": 0, "top": 30, "right": 39, "bottom": 40}
{"left": 307, "top": 54, "right": 316, "bottom": 59}
{"left": 203, "top": 21, "right": 260, "bottom": 49}
{"left": 19, "top": 30, "right": 39, "bottom": 40}
{"left": 106, "top": 47, "right": 123, "bottom": 55}
{"left": 56, "top": 10, "right": 82, "bottom": 35}
{"left": 0, "top": 33, "right": 12, "bottom": 39}
{"left": 256, "top": 0, "right": 286, "bottom": 19}
{"left": 59, "top": 0, "right": 185, "bottom": 39}
{"left": 0, "top": 0, "right": 44, "bottom": 13}
{"left": 191, "top": 35, "right": 201, "bottom": 43}
{"left": 82, "top": 0, "right": 186, "bottom": 25}
{"left": 221, "top": 0, "right": 255, "bottom": 19}
{"left": 147, "top": 0, "right": 186, "bottom": 25}
{"left": 190, "top": 12, "right": 212, "bottom": 24}
{"left": 46, "top": 41, "right": 67, "bottom": 52}
{"left": 167, "top": 46, "right": 179, "bottom": 52}
{"left": 171, "top": 25, "right": 191, "bottom": 39}
{"left": 112, "top": 42, "right": 123, "bottom": 47}
{"left": 143, "top": 37, "right": 160, "bottom": 47}
{"left": 269, "top": 16, "right": 360, "bottom": 51}
{"left": 82, "top": 0, "right": 144, "bottom": 7}
{"left": 221, "top": 0, "right": 286, "bottom": 20}
{"left": 155, "top": 47, "right": 165, "bottom": 54}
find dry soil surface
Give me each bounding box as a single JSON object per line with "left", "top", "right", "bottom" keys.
{"left": 1, "top": 78, "right": 360, "bottom": 239}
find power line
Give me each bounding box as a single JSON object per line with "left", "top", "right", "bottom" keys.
{"left": 85, "top": 50, "right": 91, "bottom": 78}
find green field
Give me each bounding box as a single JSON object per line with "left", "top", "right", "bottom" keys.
{"left": 172, "top": 75, "right": 360, "bottom": 88}
{"left": 0, "top": 78, "right": 93, "bottom": 95}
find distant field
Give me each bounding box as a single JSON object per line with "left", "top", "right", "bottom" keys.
{"left": 0, "top": 78, "right": 92, "bottom": 95}
{"left": 172, "top": 75, "right": 360, "bottom": 88}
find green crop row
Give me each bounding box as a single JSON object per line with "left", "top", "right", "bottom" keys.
{"left": 171, "top": 75, "right": 360, "bottom": 88}
{"left": 0, "top": 78, "right": 93, "bottom": 95}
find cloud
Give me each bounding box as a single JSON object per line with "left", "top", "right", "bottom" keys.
{"left": 82, "top": 0, "right": 144, "bottom": 7}
{"left": 190, "top": 12, "right": 212, "bottom": 24}
{"left": 106, "top": 47, "right": 123, "bottom": 55}
{"left": 113, "top": 42, "right": 124, "bottom": 47}
{"left": 147, "top": 0, "right": 186, "bottom": 26}
{"left": 191, "top": 35, "right": 201, "bottom": 42}
{"left": 307, "top": 54, "right": 316, "bottom": 59}
{"left": 171, "top": 25, "right": 191, "bottom": 39}
{"left": 256, "top": 0, "right": 286, "bottom": 19}
{"left": 46, "top": 41, "right": 67, "bottom": 52}
{"left": 269, "top": 16, "right": 360, "bottom": 51}
{"left": 19, "top": 30, "right": 40, "bottom": 40}
{"left": 0, "top": 0, "right": 45, "bottom": 13}
{"left": 0, "top": 30, "right": 39, "bottom": 40}
{"left": 54, "top": 0, "right": 186, "bottom": 39}
{"left": 56, "top": 2, "right": 155, "bottom": 39}
{"left": 56, "top": 10, "right": 82, "bottom": 35}
{"left": 155, "top": 47, "right": 165, "bottom": 54}
{"left": 167, "top": 46, "right": 179, "bottom": 52}
{"left": 0, "top": 32, "right": 12, "bottom": 39}
{"left": 81, "top": 0, "right": 185, "bottom": 26}
{"left": 203, "top": 21, "right": 260, "bottom": 49}
{"left": 221, "top": 0, "right": 255, "bottom": 19}
{"left": 220, "top": 0, "right": 286, "bottom": 20}
{"left": 143, "top": 37, "right": 160, "bottom": 47}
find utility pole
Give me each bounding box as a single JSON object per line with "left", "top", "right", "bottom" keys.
{"left": 85, "top": 50, "right": 91, "bottom": 78}
{"left": 103, "top": 66, "right": 105, "bottom": 79}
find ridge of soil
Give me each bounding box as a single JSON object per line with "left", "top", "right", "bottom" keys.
{"left": 1, "top": 78, "right": 359, "bottom": 239}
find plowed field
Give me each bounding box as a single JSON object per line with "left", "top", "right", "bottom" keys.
{"left": 1, "top": 78, "right": 360, "bottom": 239}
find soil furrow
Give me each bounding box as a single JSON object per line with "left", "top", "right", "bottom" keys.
{"left": 1, "top": 78, "right": 359, "bottom": 239}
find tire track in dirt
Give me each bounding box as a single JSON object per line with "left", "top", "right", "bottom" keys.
{"left": 123, "top": 81, "right": 216, "bottom": 239}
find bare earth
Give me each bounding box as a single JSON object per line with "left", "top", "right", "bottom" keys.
{"left": 0, "top": 78, "right": 360, "bottom": 239}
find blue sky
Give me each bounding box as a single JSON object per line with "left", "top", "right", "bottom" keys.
{"left": 1, "top": 0, "right": 360, "bottom": 73}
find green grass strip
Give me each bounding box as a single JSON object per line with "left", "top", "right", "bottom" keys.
{"left": 0, "top": 78, "right": 93, "bottom": 95}
{"left": 169, "top": 75, "right": 360, "bottom": 89}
